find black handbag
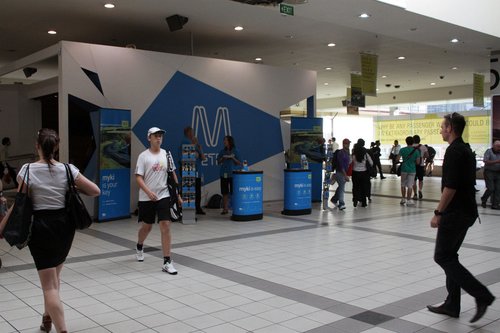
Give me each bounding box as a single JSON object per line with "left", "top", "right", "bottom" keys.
{"left": 3, "top": 164, "right": 33, "bottom": 249}
{"left": 64, "top": 163, "right": 93, "bottom": 229}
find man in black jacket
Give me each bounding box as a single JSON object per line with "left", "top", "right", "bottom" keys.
{"left": 427, "top": 112, "right": 495, "bottom": 323}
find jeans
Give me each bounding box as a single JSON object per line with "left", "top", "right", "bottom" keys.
{"left": 434, "top": 213, "right": 494, "bottom": 311}
{"left": 484, "top": 170, "right": 500, "bottom": 207}
{"left": 332, "top": 173, "right": 346, "bottom": 206}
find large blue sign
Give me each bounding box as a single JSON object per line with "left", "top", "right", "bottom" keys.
{"left": 283, "top": 170, "right": 311, "bottom": 214}
{"left": 232, "top": 171, "right": 263, "bottom": 220}
{"left": 98, "top": 109, "right": 131, "bottom": 221}
{"left": 133, "top": 71, "right": 284, "bottom": 185}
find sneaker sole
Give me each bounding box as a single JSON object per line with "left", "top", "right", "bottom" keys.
{"left": 162, "top": 268, "right": 178, "bottom": 275}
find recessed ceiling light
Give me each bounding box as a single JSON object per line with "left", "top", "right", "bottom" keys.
{"left": 397, "top": 56, "right": 406, "bottom": 60}
{"left": 381, "top": 75, "right": 387, "bottom": 78}
{"left": 48, "top": 30, "right": 57, "bottom": 35}
{"left": 327, "top": 43, "right": 336, "bottom": 47}
{"left": 104, "top": 3, "right": 115, "bottom": 8}
{"left": 430, "top": 82, "right": 436, "bottom": 86}
{"left": 325, "top": 67, "right": 332, "bottom": 70}
{"left": 451, "top": 66, "right": 458, "bottom": 70}
{"left": 255, "top": 57, "right": 262, "bottom": 61}
{"left": 450, "top": 38, "right": 459, "bottom": 43}
{"left": 324, "top": 83, "right": 329, "bottom": 85}
{"left": 359, "top": 13, "right": 371, "bottom": 18}
{"left": 234, "top": 26, "right": 244, "bottom": 31}
{"left": 285, "top": 35, "right": 294, "bottom": 39}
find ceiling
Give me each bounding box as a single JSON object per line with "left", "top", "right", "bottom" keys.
{"left": 1, "top": 0, "right": 499, "bottom": 100}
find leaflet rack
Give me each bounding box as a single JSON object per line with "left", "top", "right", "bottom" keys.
{"left": 180, "top": 144, "right": 196, "bottom": 224}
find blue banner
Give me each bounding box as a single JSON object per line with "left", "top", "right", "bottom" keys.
{"left": 232, "top": 172, "right": 263, "bottom": 217}
{"left": 290, "top": 117, "right": 323, "bottom": 201}
{"left": 98, "top": 109, "right": 131, "bottom": 221}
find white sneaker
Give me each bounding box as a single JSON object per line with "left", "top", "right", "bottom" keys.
{"left": 400, "top": 199, "right": 406, "bottom": 205}
{"left": 136, "top": 249, "right": 144, "bottom": 262}
{"left": 162, "top": 261, "right": 178, "bottom": 275}
{"left": 406, "top": 199, "right": 415, "bottom": 205}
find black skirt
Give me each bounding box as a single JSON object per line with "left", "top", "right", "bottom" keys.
{"left": 28, "top": 209, "right": 75, "bottom": 270}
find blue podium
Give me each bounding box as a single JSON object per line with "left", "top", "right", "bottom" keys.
{"left": 231, "top": 170, "right": 263, "bottom": 221}
{"left": 282, "top": 169, "right": 312, "bottom": 215}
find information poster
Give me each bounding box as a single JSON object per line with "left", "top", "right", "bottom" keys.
{"left": 98, "top": 109, "right": 131, "bottom": 221}
{"left": 232, "top": 172, "right": 263, "bottom": 217}
{"left": 284, "top": 170, "right": 312, "bottom": 211}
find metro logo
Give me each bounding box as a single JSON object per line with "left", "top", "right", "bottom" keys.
{"left": 192, "top": 106, "right": 231, "bottom": 147}
{"left": 134, "top": 71, "right": 283, "bottom": 185}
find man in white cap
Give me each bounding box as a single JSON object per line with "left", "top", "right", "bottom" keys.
{"left": 134, "top": 127, "right": 180, "bottom": 274}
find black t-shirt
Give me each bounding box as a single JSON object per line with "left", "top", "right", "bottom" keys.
{"left": 441, "top": 137, "right": 478, "bottom": 218}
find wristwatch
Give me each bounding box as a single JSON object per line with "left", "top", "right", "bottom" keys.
{"left": 434, "top": 210, "right": 443, "bottom": 216}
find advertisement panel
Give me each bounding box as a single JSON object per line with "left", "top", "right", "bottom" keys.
{"left": 98, "top": 109, "right": 131, "bottom": 221}
{"left": 283, "top": 170, "right": 312, "bottom": 214}
{"left": 232, "top": 171, "right": 263, "bottom": 220}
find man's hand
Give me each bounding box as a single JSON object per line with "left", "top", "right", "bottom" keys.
{"left": 430, "top": 215, "right": 441, "bottom": 228}
{"left": 148, "top": 191, "right": 158, "bottom": 201}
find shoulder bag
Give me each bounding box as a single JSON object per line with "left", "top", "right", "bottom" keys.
{"left": 166, "top": 151, "right": 182, "bottom": 222}
{"left": 397, "top": 147, "right": 419, "bottom": 177}
{"left": 3, "top": 164, "right": 33, "bottom": 249}
{"left": 64, "top": 163, "right": 93, "bottom": 229}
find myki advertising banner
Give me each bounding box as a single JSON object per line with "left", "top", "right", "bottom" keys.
{"left": 290, "top": 117, "right": 323, "bottom": 201}
{"left": 98, "top": 108, "right": 131, "bottom": 221}
{"left": 283, "top": 170, "right": 312, "bottom": 211}
{"left": 232, "top": 172, "right": 263, "bottom": 217}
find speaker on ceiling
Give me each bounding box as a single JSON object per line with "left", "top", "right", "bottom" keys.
{"left": 166, "top": 15, "right": 189, "bottom": 32}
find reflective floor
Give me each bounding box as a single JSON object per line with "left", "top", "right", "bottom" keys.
{"left": 1, "top": 175, "right": 499, "bottom": 332}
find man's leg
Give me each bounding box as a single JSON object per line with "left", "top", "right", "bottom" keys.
{"left": 333, "top": 173, "right": 346, "bottom": 208}
{"left": 195, "top": 177, "right": 205, "bottom": 214}
{"left": 159, "top": 220, "right": 171, "bottom": 257}
{"left": 492, "top": 172, "right": 500, "bottom": 208}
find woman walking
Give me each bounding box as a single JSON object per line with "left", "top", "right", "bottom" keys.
{"left": 351, "top": 139, "right": 373, "bottom": 207}
{"left": 1, "top": 129, "right": 100, "bottom": 332}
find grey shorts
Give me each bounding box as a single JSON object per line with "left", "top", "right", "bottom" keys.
{"left": 401, "top": 172, "right": 416, "bottom": 188}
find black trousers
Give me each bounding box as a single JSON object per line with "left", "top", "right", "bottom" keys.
{"left": 374, "top": 158, "right": 384, "bottom": 178}
{"left": 434, "top": 214, "right": 494, "bottom": 312}
{"left": 352, "top": 170, "right": 370, "bottom": 205}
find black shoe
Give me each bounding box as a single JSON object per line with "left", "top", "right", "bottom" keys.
{"left": 491, "top": 206, "right": 500, "bottom": 210}
{"left": 470, "top": 297, "right": 495, "bottom": 323}
{"left": 380, "top": 176, "right": 386, "bottom": 179}
{"left": 418, "top": 191, "right": 423, "bottom": 200}
{"left": 196, "top": 210, "right": 206, "bottom": 215}
{"left": 426, "top": 304, "right": 459, "bottom": 318}
{"left": 481, "top": 200, "right": 487, "bottom": 208}
{"left": 353, "top": 201, "right": 357, "bottom": 208}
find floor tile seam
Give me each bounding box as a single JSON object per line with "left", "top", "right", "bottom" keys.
{"left": 337, "top": 225, "right": 500, "bottom": 253}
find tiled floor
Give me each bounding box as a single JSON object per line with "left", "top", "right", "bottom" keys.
{"left": 1, "top": 175, "right": 499, "bottom": 332}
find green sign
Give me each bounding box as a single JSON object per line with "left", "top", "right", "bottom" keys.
{"left": 279, "top": 3, "right": 294, "bottom": 16}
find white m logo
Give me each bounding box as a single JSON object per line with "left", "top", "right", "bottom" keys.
{"left": 192, "top": 106, "right": 232, "bottom": 147}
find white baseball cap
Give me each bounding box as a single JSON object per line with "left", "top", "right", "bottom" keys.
{"left": 147, "top": 127, "right": 166, "bottom": 137}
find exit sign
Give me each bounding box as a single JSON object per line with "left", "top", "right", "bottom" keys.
{"left": 279, "top": 3, "right": 294, "bottom": 16}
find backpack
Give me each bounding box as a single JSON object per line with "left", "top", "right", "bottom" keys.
{"left": 330, "top": 149, "right": 339, "bottom": 171}
{"left": 207, "top": 194, "right": 223, "bottom": 209}
{"left": 427, "top": 146, "right": 436, "bottom": 159}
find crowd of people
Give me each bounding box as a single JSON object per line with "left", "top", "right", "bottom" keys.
{"left": 0, "top": 113, "right": 497, "bottom": 331}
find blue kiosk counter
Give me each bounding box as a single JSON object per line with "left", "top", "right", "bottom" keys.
{"left": 231, "top": 170, "right": 263, "bottom": 221}
{"left": 282, "top": 169, "right": 312, "bottom": 215}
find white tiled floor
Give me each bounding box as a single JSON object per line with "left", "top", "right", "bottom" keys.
{"left": 1, "top": 175, "right": 499, "bottom": 332}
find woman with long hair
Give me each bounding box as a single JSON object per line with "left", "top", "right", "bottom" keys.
{"left": 1, "top": 128, "right": 100, "bottom": 333}
{"left": 351, "top": 139, "right": 373, "bottom": 207}
{"left": 217, "top": 135, "right": 242, "bottom": 214}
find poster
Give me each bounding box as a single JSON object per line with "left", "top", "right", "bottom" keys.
{"left": 98, "top": 108, "right": 131, "bottom": 221}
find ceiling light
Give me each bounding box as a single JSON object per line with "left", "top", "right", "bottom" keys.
{"left": 48, "top": 30, "right": 57, "bottom": 35}
{"left": 381, "top": 75, "right": 387, "bottom": 78}
{"left": 327, "top": 43, "right": 336, "bottom": 47}
{"left": 451, "top": 66, "right": 458, "bottom": 70}
{"left": 104, "top": 3, "right": 115, "bottom": 8}
{"left": 450, "top": 38, "right": 459, "bottom": 43}
{"left": 430, "top": 82, "right": 436, "bottom": 86}
{"left": 325, "top": 67, "right": 332, "bottom": 70}
{"left": 324, "top": 83, "right": 329, "bottom": 85}
{"left": 285, "top": 35, "right": 294, "bottom": 39}
{"left": 397, "top": 56, "right": 405, "bottom": 60}
{"left": 359, "top": 13, "right": 371, "bottom": 18}
{"left": 255, "top": 57, "right": 262, "bottom": 61}
{"left": 234, "top": 26, "right": 244, "bottom": 31}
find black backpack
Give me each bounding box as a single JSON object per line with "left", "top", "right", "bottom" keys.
{"left": 427, "top": 146, "right": 436, "bottom": 158}
{"left": 207, "top": 194, "right": 223, "bottom": 209}
{"left": 330, "top": 149, "right": 339, "bottom": 171}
